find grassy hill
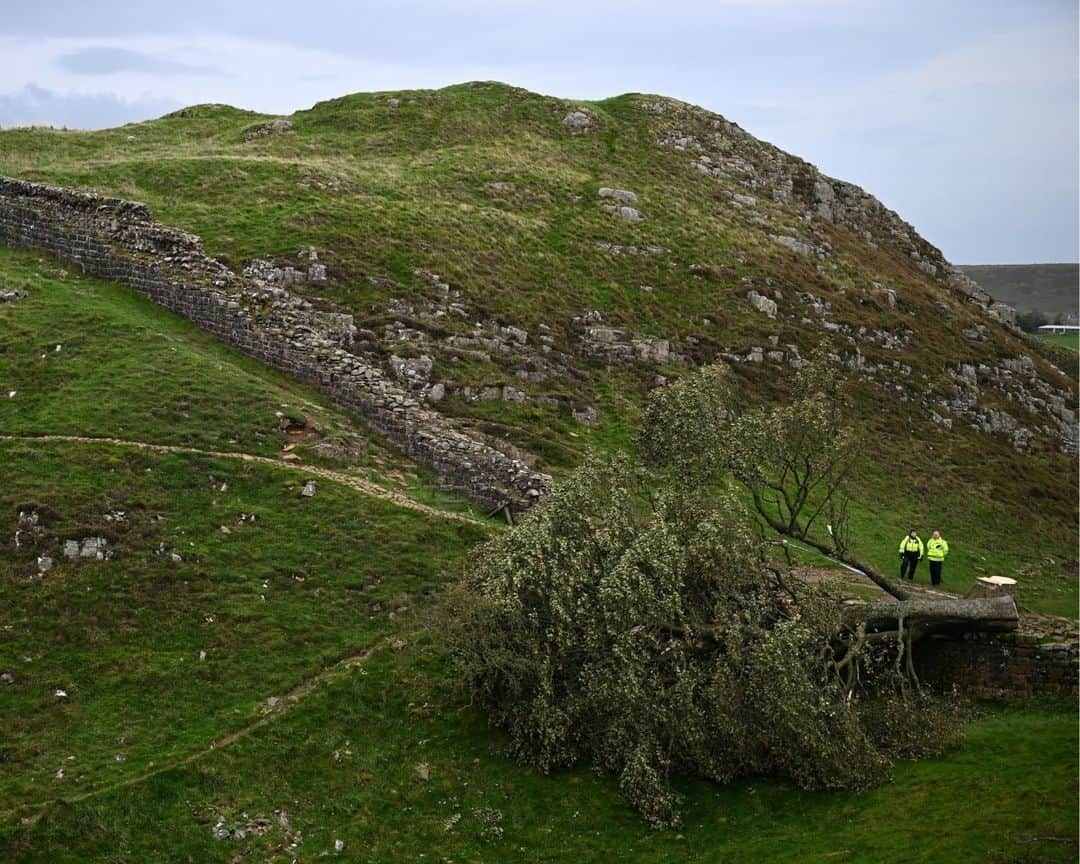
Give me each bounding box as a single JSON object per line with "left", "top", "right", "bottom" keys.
{"left": 959, "top": 264, "right": 1079, "bottom": 318}
{"left": 0, "top": 83, "right": 1077, "bottom": 860}
{"left": 1, "top": 82, "right": 1075, "bottom": 612}
{"left": 0, "top": 247, "right": 1075, "bottom": 864}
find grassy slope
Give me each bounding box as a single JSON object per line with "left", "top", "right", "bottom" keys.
{"left": 0, "top": 229, "right": 1076, "bottom": 862}
{"left": 0, "top": 247, "right": 485, "bottom": 809}
{"left": 3, "top": 644, "right": 1076, "bottom": 864}
{"left": 1041, "top": 333, "right": 1079, "bottom": 352}
{"left": 1, "top": 85, "right": 1074, "bottom": 614}
{"left": 959, "top": 264, "right": 1079, "bottom": 317}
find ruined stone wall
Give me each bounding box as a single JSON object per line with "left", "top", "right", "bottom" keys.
{"left": 0, "top": 176, "right": 549, "bottom": 513}
{"left": 915, "top": 632, "right": 1078, "bottom": 700}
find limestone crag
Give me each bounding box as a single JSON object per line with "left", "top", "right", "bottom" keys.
{"left": 574, "top": 310, "right": 683, "bottom": 369}
{"left": 649, "top": 98, "right": 1018, "bottom": 325}
{"left": 0, "top": 177, "right": 549, "bottom": 513}
{"left": 943, "top": 359, "right": 1078, "bottom": 455}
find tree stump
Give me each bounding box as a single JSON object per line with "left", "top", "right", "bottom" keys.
{"left": 967, "top": 576, "right": 1018, "bottom": 599}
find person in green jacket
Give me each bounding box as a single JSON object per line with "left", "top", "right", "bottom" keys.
{"left": 898, "top": 530, "right": 923, "bottom": 580}
{"left": 926, "top": 530, "right": 949, "bottom": 586}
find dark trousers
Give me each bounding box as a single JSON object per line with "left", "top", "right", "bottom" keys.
{"left": 900, "top": 552, "right": 920, "bottom": 580}
{"left": 928, "top": 560, "right": 943, "bottom": 586}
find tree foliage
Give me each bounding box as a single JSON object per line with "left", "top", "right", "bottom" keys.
{"left": 641, "top": 353, "right": 899, "bottom": 595}
{"left": 445, "top": 452, "right": 964, "bottom": 827}
{"left": 445, "top": 358, "right": 977, "bottom": 827}
{"left": 726, "top": 357, "right": 858, "bottom": 551}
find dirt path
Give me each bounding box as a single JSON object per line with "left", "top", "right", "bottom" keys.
{"left": 0, "top": 433, "right": 485, "bottom": 825}
{"left": 0, "top": 436, "right": 486, "bottom": 825}
{"left": 0, "top": 644, "right": 383, "bottom": 826}
{"left": 0, "top": 433, "right": 487, "bottom": 527}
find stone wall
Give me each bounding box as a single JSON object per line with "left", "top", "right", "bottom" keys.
{"left": 0, "top": 176, "right": 550, "bottom": 513}
{"left": 915, "top": 632, "right": 1078, "bottom": 700}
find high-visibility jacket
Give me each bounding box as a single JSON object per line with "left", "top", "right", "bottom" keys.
{"left": 899, "top": 536, "right": 924, "bottom": 558}
{"left": 926, "top": 537, "right": 949, "bottom": 562}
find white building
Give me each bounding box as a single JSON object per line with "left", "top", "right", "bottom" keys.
{"left": 1037, "top": 324, "right": 1080, "bottom": 335}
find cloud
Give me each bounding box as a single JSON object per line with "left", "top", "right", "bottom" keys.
{"left": 0, "top": 83, "right": 180, "bottom": 130}
{"left": 56, "top": 46, "right": 224, "bottom": 77}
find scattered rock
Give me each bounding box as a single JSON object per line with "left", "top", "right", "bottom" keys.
{"left": 14, "top": 509, "right": 45, "bottom": 549}
{"left": 244, "top": 118, "right": 293, "bottom": 142}
{"left": 0, "top": 287, "right": 28, "bottom": 302}
{"left": 415, "top": 762, "right": 430, "bottom": 781}
{"left": 598, "top": 187, "right": 638, "bottom": 203}
{"left": 747, "top": 289, "right": 777, "bottom": 319}
{"left": 593, "top": 241, "right": 665, "bottom": 256}
{"left": 63, "top": 537, "right": 109, "bottom": 560}
{"left": 472, "top": 807, "right": 504, "bottom": 842}
{"left": 602, "top": 204, "right": 644, "bottom": 222}
{"left": 1, "top": 672, "right": 12, "bottom": 684}
{"left": 426, "top": 382, "right": 446, "bottom": 403}
{"left": 562, "top": 109, "right": 596, "bottom": 132}
{"left": 81, "top": 537, "right": 107, "bottom": 558}
{"left": 212, "top": 813, "right": 273, "bottom": 841}
{"left": 572, "top": 405, "right": 598, "bottom": 425}
{"left": 389, "top": 354, "right": 434, "bottom": 388}
{"left": 302, "top": 480, "right": 317, "bottom": 498}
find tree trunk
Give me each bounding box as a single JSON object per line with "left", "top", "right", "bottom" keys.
{"left": 842, "top": 594, "right": 1019, "bottom": 638}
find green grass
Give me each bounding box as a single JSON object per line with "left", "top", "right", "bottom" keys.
{"left": 0, "top": 87, "right": 1076, "bottom": 861}
{"left": 2, "top": 637, "right": 1075, "bottom": 863}
{"left": 1040, "top": 332, "right": 1080, "bottom": 352}
{"left": 0, "top": 439, "right": 482, "bottom": 807}
{"left": 1, "top": 82, "right": 1073, "bottom": 607}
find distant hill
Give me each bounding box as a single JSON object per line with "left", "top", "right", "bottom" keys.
{"left": 959, "top": 264, "right": 1078, "bottom": 319}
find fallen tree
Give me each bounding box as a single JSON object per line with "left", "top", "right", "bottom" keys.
{"left": 445, "top": 358, "right": 1014, "bottom": 827}
{"left": 445, "top": 454, "right": 971, "bottom": 828}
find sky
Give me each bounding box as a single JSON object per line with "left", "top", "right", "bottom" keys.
{"left": 1, "top": 0, "right": 1076, "bottom": 264}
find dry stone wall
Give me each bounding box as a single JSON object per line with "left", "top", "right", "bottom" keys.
{"left": 915, "top": 632, "right": 1078, "bottom": 700}
{"left": 0, "top": 176, "right": 550, "bottom": 513}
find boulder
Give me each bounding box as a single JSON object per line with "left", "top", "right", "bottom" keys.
{"left": 562, "top": 109, "right": 596, "bottom": 132}
{"left": 598, "top": 187, "right": 638, "bottom": 203}
{"left": 773, "top": 235, "right": 815, "bottom": 256}
{"left": 573, "top": 405, "right": 598, "bottom": 425}
{"left": 747, "top": 289, "right": 777, "bottom": 319}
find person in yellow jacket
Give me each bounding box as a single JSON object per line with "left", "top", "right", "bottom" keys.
{"left": 898, "top": 529, "right": 923, "bottom": 580}
{"left": 926, "top": 530, "right": 949, "bottom": 586}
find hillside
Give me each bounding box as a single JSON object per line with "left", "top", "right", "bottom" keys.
{"left": 1, "top": 81, "right": 1075, "bottom": 612}
{"left": 1, "top": 250, "right": 1075, "bottom": 864}
{"left": 0, "top": 82, "right": 1077, "bottom": 860}
{"left": 959, "top": 264, "right": 1079, "bottom": 319}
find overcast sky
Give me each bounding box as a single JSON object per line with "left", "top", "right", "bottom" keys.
{"left": 1, "top": 0, "right": 1076, "bottom": 264}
